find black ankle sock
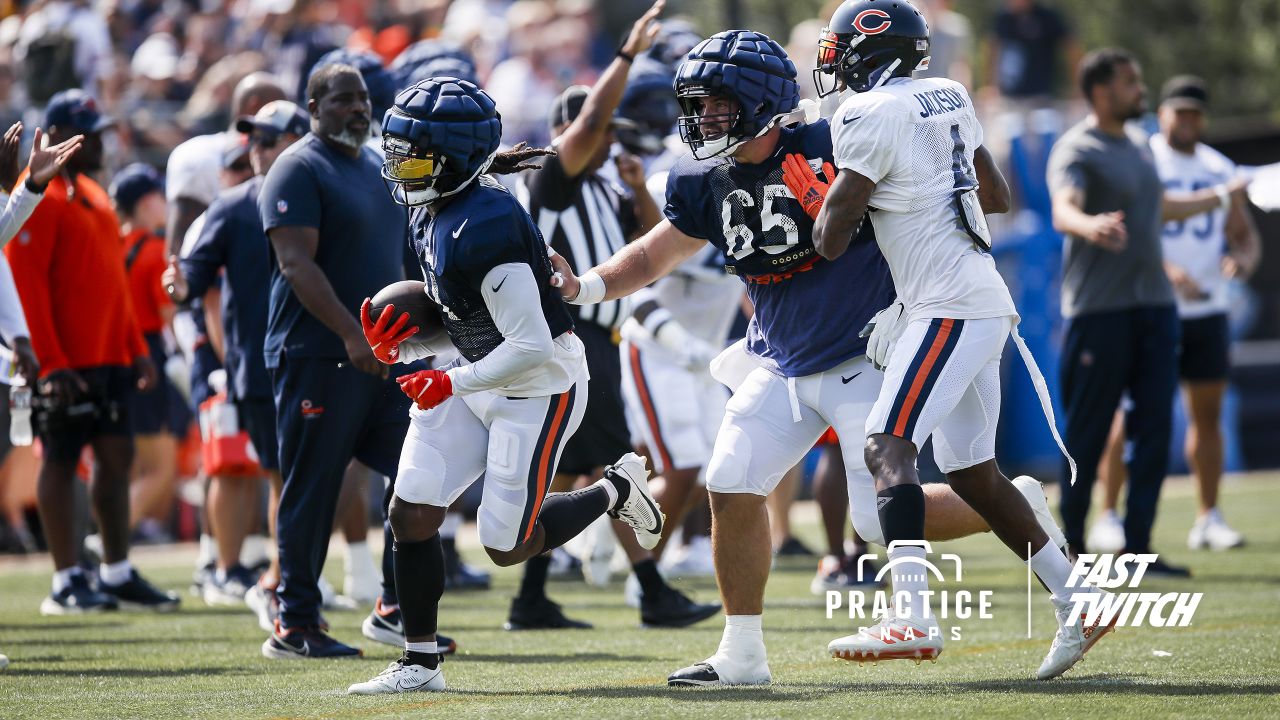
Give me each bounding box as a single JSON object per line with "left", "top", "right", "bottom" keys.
{"left": 605, "top": 471, "right": 631, "bottom": 510}
{"left": 518, "top": 553, "right": 551, "bottom": 601}
{"left": 536, "top": 485, "right": 610, "bottom": 550}
{"left": 393, "top": 534, "right": 444, "bottom": 637}
{"left": 632, "top": 558, "right": 666, "bottom": 597}
{"left": 877, "top": 484, "right": 926, "bottom": 543}
{"left": 404, "top": 649, "right": 439, "bottom": 669}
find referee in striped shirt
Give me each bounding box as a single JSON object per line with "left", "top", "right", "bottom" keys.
{"left": 511, "top": 0, "right": 719, "bottom": 631}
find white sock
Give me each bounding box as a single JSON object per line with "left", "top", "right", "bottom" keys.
{"left": 439, "top": 513, "right": 462, "bottom": 539}
{"left": 240, "top": 534, "right": 270, "bottom": 566}
{"left": 197, "top": 534, "right": 218, "bottom": 567}
{"left": 1029, "top": 540, "right": 1075, "bottom": 600}
{"left": 594, "top": 478, "right": 619, "bottom": 509}
{"left": 713, "top": 615, "right": 767, "bottom": 675}
{"left": 100, "top": 559, "right": 133, "bottom": 586}
{"left": 52, "top": 567, "right": 80, "bottom": 594}
{"left": 346, "top": 541, "right": 375, "bottom": 579}
{"left": 888, "top": 545, "right": 930, "bottom": 619}
{"left": 405, "top": 641, "right": 437, "bottom": 655}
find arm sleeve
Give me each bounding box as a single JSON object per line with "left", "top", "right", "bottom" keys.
{"left": 0, "top": 184, "right": 43, "bottom": 250}
{"left": 259, "top": 154, "right": 322, "bottom": 232}
{"left": 0, "top": 254, "right": 29, "bottom": 343}
{"left": 181, "top": 202, "right": 231, "bottom": 299}
{"left": 832, "top": 102, "right": 905, "bottom": 183}
{"left": 4, "top": 202, "right": 68, "bottom": 372}
{"left": 446, "top": 262, "right": 555, "bottom": 395}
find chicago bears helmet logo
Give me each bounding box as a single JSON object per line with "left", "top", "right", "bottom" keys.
{"left": 276, "top": 200, "right": 288, "bottom": 214}
{"left": 853, "top": 8, "right": 893, "bottom": 35}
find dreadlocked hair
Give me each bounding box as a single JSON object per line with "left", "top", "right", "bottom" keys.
{"left": 489, "top": 142, "right": 557, "bottom": 175}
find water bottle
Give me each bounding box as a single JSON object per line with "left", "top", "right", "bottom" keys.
{"left": 9, "top": 382, "right": 33, "bottom": 446}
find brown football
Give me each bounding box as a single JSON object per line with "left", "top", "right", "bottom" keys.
{"left": 368, "top": 280, "right": 447, "bottom": 350}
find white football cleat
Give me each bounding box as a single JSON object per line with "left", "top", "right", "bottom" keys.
{"left": 668, "top": 651, "right": 771, "bottom": 687}
{"left": 245, "top": 584, "right": 279, "bottom": 633}
{"left": 661, "top": 535, "right": 716, "bottom": 578}
{"left": 347, "top": 657, "right": 445, "bottom": 695}
{"left": 828, "top": 612, "right": 944, "bottom": 663}
{"left": 605, "top": 453, "right": 665, "bottom": 551}
{"left": 1188, "top": 509, "right": 1244, "bottom": 551}
{"left": 1087, "top": 510, "right": 1126, "bottom": 554}
{"left": 1037, "top": 591, "right": 1116, "bottom": 680}
{"left": 1012, "top": 476, "right": 1067, "bottom": 550}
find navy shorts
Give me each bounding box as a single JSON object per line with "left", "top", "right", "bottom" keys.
{"left": 35, "top": 365, "right": 134, "bottom": 462}
{"left": 1179, "top": 313, "right": 1229, "bottom": 382}
{"left": 132, "top": 333, "right": 190, "bottom": 435}
{"left": 236, "top": 396, "right": 279, "bottom": 471}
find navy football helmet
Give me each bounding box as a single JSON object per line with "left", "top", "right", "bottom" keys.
{"left": 390, "top": 40, "right": 479, "bottom": 92}
{"left": 814, "top": 0, "right": 931, "bottom": 96}
{"left": 617, "top": 57, "right": 678, "bottom": 156}
{"left": 308, "top": 48, "right": 398, "bottom": 121}
{"left": 380, "top": 77, "right": 501, "bottom": 206}
{"left": 674, "top": 30, "right": 800, "bottom": 160}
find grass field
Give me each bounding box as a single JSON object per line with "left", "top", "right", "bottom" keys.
{"left": 1, "top": 474, "right": 1278, "bottom": 719}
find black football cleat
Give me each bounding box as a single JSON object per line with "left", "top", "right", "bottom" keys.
{"left": 40, "top": 574, "right": 118, "bottom": 615}
{"left": 775, "top": 536, "right": 817, "bottom": 557}
{"left": 504, "top": 596, "right": 592, "bottom": 630}
{"left": 443, "top": 543, "right": 492, "bottom": 590}
{"left": 100, "top": 570, "right": 181, "bottom": 612}
{"left": 641, "top": 586, "right": 721, "bottom": 628}
{"left": 262, "top": 621, "right": 362, "bottom": 659}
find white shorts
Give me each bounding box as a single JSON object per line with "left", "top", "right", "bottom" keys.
{"left": 393, "top": 369, "right": 588, "bottom": 552}
{"left": 705, "top": 355, "right": 887, "bottom": 545}
{"left": 619, "top": 339, "right": 728, "bottom": 476}
{"left": 865, "top": 315, "right": 1012, "bottom": 474}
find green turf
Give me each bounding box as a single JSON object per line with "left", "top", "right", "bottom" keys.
{"left": 2, "top": 474, "right": 1278, "bottom": 719}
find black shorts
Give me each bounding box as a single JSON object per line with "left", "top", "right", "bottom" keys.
{"left": 131, "top": 333, "right": 189, "bottom": 435}
{"left": 557, "top": 323, "right": 631, "bottom": 476}
{"left": 1179, "top": 313, "right": 1229, "bottom": 381}
{"left": 236, "top": 396, "right": 279, "bottom": 471}
{"left": 35, "top": 365, "right": 134, "bottom": 462}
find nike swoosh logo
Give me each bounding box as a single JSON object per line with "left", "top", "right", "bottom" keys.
{"left": 380, "top": 615, "right": 403, "bottom": 633}
{"left": 843, "top": 115, "right": 863, "bottom": 125}
{"left": 452, "top": 219, "right": 468, "bottom": 238}
{"left": 491, "top": 275, "right": 507, "bottom": 293}
{"left": 841, "top": 372, "right": 862, "bottom": 384}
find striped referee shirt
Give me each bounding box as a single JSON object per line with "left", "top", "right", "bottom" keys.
{"left": 517, "top": 152, "right": 637, "bottom": 332}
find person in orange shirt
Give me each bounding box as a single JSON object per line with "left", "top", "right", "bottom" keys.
{"left": 5, "top": 90, "right": 179, "bottom": 614}
{"left": 111, "top": 163, "right": 188, "bottom": 542}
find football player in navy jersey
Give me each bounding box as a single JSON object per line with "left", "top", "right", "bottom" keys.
{"left": 552, "top": 30, "right": 1071, "bottom": 687}
{"left": 345, "top": 78, "right": 666, "bottom": 696}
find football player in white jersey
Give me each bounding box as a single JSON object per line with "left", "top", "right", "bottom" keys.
{"left": 1104, "top": 76, "right": 1259, "bottom": 551}
{"left": 803, "top": 0, "right": 1109, "bottom": 679}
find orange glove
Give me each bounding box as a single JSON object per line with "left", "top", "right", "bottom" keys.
{"left": 397, "top": 369, "right": 453, "bottom": 411}
{"left": 781, "top": 153, "right": 837, "bottom": 221}
{"left": 361, "top": 298, "right": 419, "bottom": 364}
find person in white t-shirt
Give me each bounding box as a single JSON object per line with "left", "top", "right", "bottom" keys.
{"left": 803, "top": 0, "right": 1103, "bottom": 680}
{"left": 1092, "top": 76, "right": 1260, "bottom": 553}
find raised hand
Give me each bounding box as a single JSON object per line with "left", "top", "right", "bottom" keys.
{"left": 27, "top": 127, "right": 83, "bottom": 191}
{"left": 0, "top": 122, "right": 21, "bottom": 192}
{"left": 621, "top": 0, "right": 665, "bottom": 58}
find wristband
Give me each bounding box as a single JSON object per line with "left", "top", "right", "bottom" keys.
{"left": 616, "top": 49, "right": 634, "bottom": 63}
{"left": 24, "top": 177, "right": 46, "bottom": 194}
{"left": 569, "top": 270, "right": 606, "bottom": 305}
{"left": 1214, "top": 184, "right": 1231, "bottom": 210}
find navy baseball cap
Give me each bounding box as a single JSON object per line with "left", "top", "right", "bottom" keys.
{"left": 235, "top": 100, "right": 310, "bottom": 138}
{"left": 45, "top": 89, "right": 114, "bottom": 133}
{"left": 1160, "top": 75, "right": 1209, "bottom": 111}
{"left": 548, "top": 85, "right": 638, "bottom": 132}
{"left": 109, "top": 163, "right": 164, "bottom": 215}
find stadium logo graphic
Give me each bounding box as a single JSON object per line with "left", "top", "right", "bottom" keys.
{"left": 824, "top": 541, "right": 994, "bottom": 640}
{"left": 1065, "top": 554, "right": 1202, "bottom": 628}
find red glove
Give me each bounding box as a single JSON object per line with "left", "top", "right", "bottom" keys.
{"left": 781, "top": 153, "right": 837, "bottom": 221}
{"left": 397, "top": 369, "right": 453, "bottom": 411}
{"left": 361, "top": 298, "right": 419, "bottom": 364}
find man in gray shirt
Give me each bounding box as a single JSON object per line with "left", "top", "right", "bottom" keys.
{"left": 1047, "top": 48, "right": 1240, "bottom": 574}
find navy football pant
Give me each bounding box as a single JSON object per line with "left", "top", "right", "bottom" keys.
{"left": 1058, "top": 306, "right": 1180, "bottom": 554}
{"left": 272, "top": 356, "right": 412, "bottom": 628}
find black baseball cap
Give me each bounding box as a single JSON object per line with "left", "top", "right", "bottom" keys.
{"left": 1160, "top": 75, "right": 1209, "bottom": 111}
{"left": 45, "top": 89, "right": 114, "bottom": 133}
{"left": 109, "top": 163, "right": 164, "bottom": 215}
{"left": 235, "top": 100, "right": 311, "bottom": 137}
{"left": 548, "top": 85, "right": 638, "bottom": 132}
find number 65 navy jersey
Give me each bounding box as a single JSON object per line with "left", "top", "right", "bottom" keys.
{"left": 664, "top": 119, "right": 894, "bottom": 377}
{"left": 409, "top": 175, "right": 574, "bottom": 364}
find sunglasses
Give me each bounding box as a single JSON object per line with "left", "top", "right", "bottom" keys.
{"left": 228, "top": 159, "right": 251, "bottom": 173}
{"left": 250, "top": 131, "right": 281, "bottom": 149}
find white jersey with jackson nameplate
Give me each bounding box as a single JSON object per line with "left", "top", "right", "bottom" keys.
{"left": 1150, "top": 134, "right": 1235, "bottom": 319}
{"left": 831, "top": 77, "right": 1016, "bottom": 324}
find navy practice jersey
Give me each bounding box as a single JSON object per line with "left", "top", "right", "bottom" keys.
{"left": 410, "top": 175, "right": 574, "bottom": 363}
{"left": 664, "top": 120, "right": 895, "bottom": 377}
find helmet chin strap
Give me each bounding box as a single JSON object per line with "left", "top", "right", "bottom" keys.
{"left": 869, "top": 58, "right": 902, "bottom": 90}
